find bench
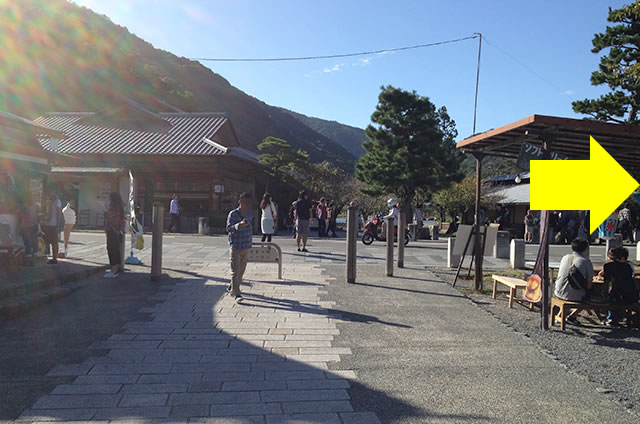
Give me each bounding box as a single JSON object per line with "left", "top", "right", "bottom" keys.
{"left": 550, "top": 297, "right": 640, "bottom": 331}
{"left": 247, "top": 242, "right": 282, "bottom": 279}
{"left": 491, "top": 275, "right": 534, "bottom": 309}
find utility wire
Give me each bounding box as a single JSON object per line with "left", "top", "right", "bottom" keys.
{"left": 482, "top": 36, "right": 574, "bottom": 99}
{"left": 189, "top": 35, "right": 479, "bottom": 62}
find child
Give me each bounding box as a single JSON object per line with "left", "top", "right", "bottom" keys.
{"left": 600, "top": 246, "right": 639, "bottom": 326}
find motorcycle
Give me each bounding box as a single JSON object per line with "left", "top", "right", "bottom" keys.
{"left": 362, "top": 215, "right": 410, "bottom": 246}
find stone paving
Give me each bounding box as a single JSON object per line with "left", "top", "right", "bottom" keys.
{"left": 18, "top": 259, "right": 380, "bottom": 424}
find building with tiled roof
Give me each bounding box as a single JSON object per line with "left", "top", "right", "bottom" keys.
{"left": 36, "top": 102, "right": 263, "bottom": 232}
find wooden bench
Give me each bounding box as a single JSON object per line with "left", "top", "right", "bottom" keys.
{"left": 492, "top": 275, "right": 534, "bottom": 309}
{"left": 550, "top": 297, "right": 640, "bottom": 331}
{"left": 247, "top": 242, "right": 282, "bottom": 279}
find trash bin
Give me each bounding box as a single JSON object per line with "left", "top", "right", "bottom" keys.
{"left": 494, "top": 230, "right": 510, "bottom": 258}
{"left": 198, "top": 217, "right": 208, "bottom": 235}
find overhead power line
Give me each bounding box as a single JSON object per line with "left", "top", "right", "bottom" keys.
{"left": 482, "top": 36, "right": 574, "bottom": 99}
{"left": 189, "top": 35, "right": 479, "bottom": 62}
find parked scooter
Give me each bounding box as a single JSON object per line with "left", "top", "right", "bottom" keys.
{"left": 362, "top": 215, "right": 410, "bottom": 246}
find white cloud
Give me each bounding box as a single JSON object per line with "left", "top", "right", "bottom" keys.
{"left": 323, "top": 63, "right": 344, "bottom": 73}
{"left": 563, "top": 89, "right": 575, "bottom": 96}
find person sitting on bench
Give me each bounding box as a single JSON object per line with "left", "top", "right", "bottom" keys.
{"left": 553, "top": 238, "right": 594, "bottom": 324}
{"left": 600, "top": 246, "right": 639, "bottom": 327}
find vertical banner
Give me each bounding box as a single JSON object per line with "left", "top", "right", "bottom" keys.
{"left": 524, "top": 210, "right": 549, "bottom": 306}
{"left": 129, "top": 170, "right": 135, "bottom": 220}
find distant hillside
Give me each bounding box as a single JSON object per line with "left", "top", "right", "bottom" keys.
{"left": 282, "top": 109, "right": 368, "bottom": 158}
{"left": 0, "top": 0, "right": 356, "bottom": 169}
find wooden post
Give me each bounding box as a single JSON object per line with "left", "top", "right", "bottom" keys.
{"left": 473, "top": 153, "right": 484, "bottom": 291}
{"left": 346, "top": 205, "right": 358, "bottom": 283}
{"left": 541, "top": 139, "right": 552, "bottom": 330}
{"left": 386, "top": 217, "right": 394, "bottom": 277}
{"left": 398, "top": 209, "right": 406, "bottom": 268}
{"left": 151, "top": 202, "right": 164, "bottom": 281}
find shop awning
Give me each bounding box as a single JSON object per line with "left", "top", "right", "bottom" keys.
{"left": 51, "top": 167, "right": 124, "bottom": 174}
{"left": 456, "top": 114, "right": 640, "bottom": 178}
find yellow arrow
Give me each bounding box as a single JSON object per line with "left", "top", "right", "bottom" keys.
{"left": 530, "top": 136, "right": 639, "bottom": 234}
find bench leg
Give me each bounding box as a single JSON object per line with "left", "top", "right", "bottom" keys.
{"left": 550, "top": 304, "right": 556, "bottom": 327}
{"left": 560, "top": 306, "right": 567, "bottom": 331}
{"left": 509, "top": 287, "right": 515, "bottom": 309}
{"left": 492, "top": 280, "right": 498, "bottom": 299}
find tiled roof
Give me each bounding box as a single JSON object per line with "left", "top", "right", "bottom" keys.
{"left": 34, "top": 112, "right": 240, "bottom": 157}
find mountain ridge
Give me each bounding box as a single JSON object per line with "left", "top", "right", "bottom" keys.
{"left": 0, "top": 0, "right": 357, "bottom": 169}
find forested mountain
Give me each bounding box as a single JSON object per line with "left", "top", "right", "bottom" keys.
{"left": 0, "top": 0, "right": 356, "bottom": 169}
{"left": 282, "top": 109, "right": 368, "bottom": 158}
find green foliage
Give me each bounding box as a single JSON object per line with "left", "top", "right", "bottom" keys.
{"left": 355, "top": 85, "right": 463, "bottom": 213}
{"left": 258, "top": 137, "right": 309, "bottom": 178}
{"left": 432, "top": 175, "right": 502, "bottom": 221}
{"left": 572, "top": 1, "right": 640, "bottom": 123}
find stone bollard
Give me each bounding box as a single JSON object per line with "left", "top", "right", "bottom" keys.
{"left": 510, "top": 239, "right": 525, "bottom": 269}
{"left": 386, "top": 217, "right": 394, "bottom": 277}
{"left": 346, "top": 206, "right": 358, "bottom": 283}
{"left": 447, "top": 237, "right": 459, "bottom": 268}
{"left": 605, "top": 235, "right": 623, "bottom": 259}
{"left": 493, "top": 231, "right": 510, "bottom": 259}
{"left": 151, "top": 202, "right": 164, "bottom": 281}
{"left": 398, "top": 211, "right": 406, "bottom": 269}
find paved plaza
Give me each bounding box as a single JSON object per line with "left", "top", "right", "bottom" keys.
{"left": 1, "top": 232, "right": 638, "bottom": 423}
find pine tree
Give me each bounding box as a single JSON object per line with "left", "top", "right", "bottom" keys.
{"left": 355, "top": 85, "right": 463, "bottom": 217}
{"left": 573, "top": 2, "right": 640, "bottom": 123}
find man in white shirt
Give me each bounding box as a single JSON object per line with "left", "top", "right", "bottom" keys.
{"left": 167, "top": 194, "right": 181, "bottom": 233}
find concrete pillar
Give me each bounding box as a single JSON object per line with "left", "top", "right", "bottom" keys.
{"left": 346, "top": 206, "right": 358, "bottom": 283}
{"left": 198, "top": 217, "right": 208, "bottom": 235}
{"left": 386, "top": 217, "right": 394, "bottom": 277}
{"left": 431, "top": 225, "right": 439, "bottom": 241}
{"left": 637, "top": 241, "right": 640, "bottom": 262}
{"left": 510, "top": 239, "right": 525, "bottom": 269}
{"left": 447, "top": 237, "right": 459, "bottom": 268}
{"left": 493, "top": 231, "right": 510, "bottom": 259}
{"left": 151, "top": 202, "right": 164, "bottom": 280}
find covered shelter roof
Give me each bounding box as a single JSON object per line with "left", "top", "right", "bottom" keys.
{"left": 456, "top": 114, "right": 640, "bottom": 179}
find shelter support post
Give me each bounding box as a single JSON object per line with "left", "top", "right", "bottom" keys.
{"left": 541, "top": 139, "right": 552, "bottom": 330}
{"left": 473, "top": 152, "right": 485, "bottom": 291}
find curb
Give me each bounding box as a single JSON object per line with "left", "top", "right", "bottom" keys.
{"left": 0, "top": 265, "right": 107, "bottom": 320}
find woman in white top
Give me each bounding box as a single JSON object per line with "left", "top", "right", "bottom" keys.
{"left": 260, "top": 193, "right": 277, "bottom": 242}
{"left": 62, "top": 201, "right": 76, "bottom": 257}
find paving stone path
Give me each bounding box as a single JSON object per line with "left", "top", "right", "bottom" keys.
{"left": 18, "top": 261, "right": 379, "bottom": 424}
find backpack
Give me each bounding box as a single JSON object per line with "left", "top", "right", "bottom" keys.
{"left": 566, "top": 255, "right": 588, "bottom": 291}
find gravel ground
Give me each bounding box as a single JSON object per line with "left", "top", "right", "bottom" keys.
{"left": 430, "top": 265, "right": 640, "bottom": 415}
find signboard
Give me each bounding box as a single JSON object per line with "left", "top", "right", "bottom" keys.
{"left": 452, "top": 224, "right": 499, "bottom": 257}
{"left": 598, "top": 212, "right": 618, "bottom": 240}
{"left": 516, "top": 142, "right": 570, "bottom": 171}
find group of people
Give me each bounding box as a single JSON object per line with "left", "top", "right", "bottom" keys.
{"left": 15, "top": 186, "right": 76, "bottom": 265}
{"left": 554, "top": 238, "right": 639, "bottom": 327}
{"left": 286, "top": 191, "right": 338, "bottom": 252}
{"left": 21, "top": 186, "right": 125, "bottom": 279}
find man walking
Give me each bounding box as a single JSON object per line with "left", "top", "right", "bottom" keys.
{"left": 317, "top": 198, "right": 328, "bottom": 238}
{"left": 167, "top": 194, "right": 181, "bottom": 233}
{"left": 226, "top": 192, "right": 253, "bottom": 303}
{"left": 43, "top": 186, "right": 62, "bottom": 264}
{"left": 295, "top": 190, "right": 312, "bottom": 252}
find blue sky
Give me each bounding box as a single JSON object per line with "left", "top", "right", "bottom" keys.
{"left": 74, "top": 0, "right": 628, "bottom": 140}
